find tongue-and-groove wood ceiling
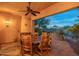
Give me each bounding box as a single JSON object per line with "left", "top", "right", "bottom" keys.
{"left": 0, "top": 2, "right": 57, "bottom": 16}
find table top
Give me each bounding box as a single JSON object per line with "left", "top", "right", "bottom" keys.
{"left": 32, "top": 40, "right": 40, "bottom": 45}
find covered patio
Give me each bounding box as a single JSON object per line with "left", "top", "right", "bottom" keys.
{"left": 0, "top": 2, "right": 79, "bottom": 56}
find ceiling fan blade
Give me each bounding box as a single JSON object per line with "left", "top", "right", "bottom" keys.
{"left": 33, "top": 11, "right": 40, "bottom": 14}
{"left": 25, "top": 12, "right": 29, "bottom": 15}
{"left": 31, "top": 12, "right": 37, "bottom": 16}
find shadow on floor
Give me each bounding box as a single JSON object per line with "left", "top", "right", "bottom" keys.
{"left": 66, "top": 39, "right": 79, "bottom": 56}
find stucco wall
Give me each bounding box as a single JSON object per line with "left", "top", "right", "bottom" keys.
{"left": 0, "top": 12, "right": 21, "bottom": 43}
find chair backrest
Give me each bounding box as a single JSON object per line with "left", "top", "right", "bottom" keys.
{"left": 34, "top": 32, "right": 38, "bottom": 41}
{"left": 47, "top": 32, "right": 52, "bottom": 46}
{"left": 21, "top": 33, "right": 32, "bottom": 46}
{"left": 41, "top": 32, "right": 48, "bottom": 47}
{"left": 20, "top": 33, "right": 32, "bottom": 55}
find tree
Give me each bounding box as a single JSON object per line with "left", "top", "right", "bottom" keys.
{"left": 34, "top": 18, "right": 49, "bottom": 35}
{"left": 68, "top": 24, "right": 79, "bottom": 33}
{"left": 68, "top": 23, "right": 79, "bottom": 39}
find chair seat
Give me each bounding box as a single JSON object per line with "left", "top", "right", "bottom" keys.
{"left": 41, "top": 46, "right": 51, "bottom": 51}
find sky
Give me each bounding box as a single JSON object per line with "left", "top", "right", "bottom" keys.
{"left": 44, "top": 8, "right": 79, "bottom": 28}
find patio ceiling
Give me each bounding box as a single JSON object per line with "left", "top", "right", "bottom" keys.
{"left": 0, "top": 2, "right": 57, "bottom": 16}
{"left": 32, "top": 2, "right": 79, "bottom": 20}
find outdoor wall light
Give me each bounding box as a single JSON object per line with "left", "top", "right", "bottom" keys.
{"left": 5, "top": 19, "right": 11, "bottom": 27}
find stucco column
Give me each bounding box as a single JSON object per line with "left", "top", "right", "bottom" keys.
{"left": 21, "top": 15, "right": 34, "bottom": 33}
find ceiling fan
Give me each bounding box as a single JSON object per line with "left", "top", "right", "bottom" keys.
{"left": 19, "top": 2, "right": 40, "bottom": 16}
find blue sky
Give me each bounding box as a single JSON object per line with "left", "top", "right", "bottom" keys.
{"left": 44, "top": 8, "right": 79, "bottom": 28}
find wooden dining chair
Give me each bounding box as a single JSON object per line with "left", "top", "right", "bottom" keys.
{"left": 21, "top": 34, "right": 32, "bottom": 56}
{"left": 33, "top": 32, "right": 38, "bottom": 41}
{"left": 47, "top": 33, "right": 52, "bottom": 48}
{"left": 39, "top": 32, "right": 51, "bottom": 55}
